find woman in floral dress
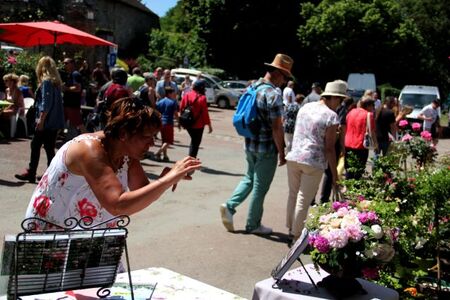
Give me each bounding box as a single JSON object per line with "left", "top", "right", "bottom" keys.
{"left": 25, "top": 97, "right": 201, "bottom": 229}
{"left": 285, "top": 80, "right": 347, "bottom": 242}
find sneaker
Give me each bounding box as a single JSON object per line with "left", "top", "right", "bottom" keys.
{"left": 220, "top": 204, "right": 234, "bottom": 232}
{"left": 163, "top": 155, "right": 170, "bottom": 162}
{"left": 250, "top": 224, "right": 272, "bottom": 235}
{"left": 15, "top": 169, "right": 36, "bottom": 183}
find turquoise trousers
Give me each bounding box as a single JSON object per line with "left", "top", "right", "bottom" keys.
{"left": 226, "top": 150, "right": 278, "bottom": 231}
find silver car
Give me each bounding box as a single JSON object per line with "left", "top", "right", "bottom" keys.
{"left": 171, "top": 68, "right": 241, "bottom": 108}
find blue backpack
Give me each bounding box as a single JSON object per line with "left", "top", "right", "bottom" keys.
{"left": 232, "top": 83, "right": 267, "bottom": 138}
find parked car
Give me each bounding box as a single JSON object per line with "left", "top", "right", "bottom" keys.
{"left": 222, "top": 80, "right": 248, "bottom": 94}
{"left": 398, "top": 85, "right": 441, "bottom": 121}
{"left": 171, "top": 68, "right": 240, "bottom": 108}
{"left": 347, "top": 73, "right": 376, "bottom": 101}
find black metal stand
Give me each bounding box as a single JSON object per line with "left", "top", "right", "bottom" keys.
{"left": 7, "top": 216, "right": 134, "bottom": 299}
{"left": 271, "top": 258, "right": 318, "bottom": 290}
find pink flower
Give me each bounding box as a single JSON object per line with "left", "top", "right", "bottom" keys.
{"left": 324, "top": 229, "right": 348, "bottom": 249}
{"left": 312, "top": 235, "right": 330, "bottom": 253}
{"left": 412, "top": 122, "right": 422, "bottom": 132}
{"left": 362, "top": 267, "right": 379, "bottom": 279}
{"left": 332, "top": 201, "right": 348, "bottom": 211}
{"left": 345, "top": 224, "right": 364, "bottom": 242}
{"left": 401, "top": 133, "right": 413, "bottom": 142}
{"left": 399, "top": 120, "right": 409, "bottom": 128}
{"left": 358, "top": 211, "right": 378, "bottom": 224}
{"left": 420, "top": 130, "right": 432, "bottom": 141}
{"left": 357, "top": 195, "right": 365, "bottom": 202}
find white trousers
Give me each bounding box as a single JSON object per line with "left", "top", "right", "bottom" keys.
{"left": 286, "top": 161, "right": 323, "bottom": 238}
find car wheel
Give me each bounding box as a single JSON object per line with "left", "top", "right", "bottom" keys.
{"left": 217, "top": 97, "right": 229, "bottom": 109}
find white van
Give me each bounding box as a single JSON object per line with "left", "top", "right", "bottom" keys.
{"left": 347, "top": 73, "right": 376, "bottom": 101}
{"left": 398, "top": 85, "right": 440, "bottom": 119}
{"left": 0, "top": 45, "right": 23, "bottom": 53}
{"left": 171, "top": 68, "right": 240, "bottom": 108}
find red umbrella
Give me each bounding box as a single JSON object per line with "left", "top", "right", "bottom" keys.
{"left": 0, "top": 20, "right": 116, "bottom": 54}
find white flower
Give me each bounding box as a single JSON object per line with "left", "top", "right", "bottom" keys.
{"left": 415, "top": 237, "right": 428, "bottom": 249}
{"left": 371, "top": 225, "right": 383, "bottom": 239}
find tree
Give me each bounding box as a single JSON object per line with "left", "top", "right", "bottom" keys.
{"left": 298, "top": 0, "right": 449, "bottom": 94}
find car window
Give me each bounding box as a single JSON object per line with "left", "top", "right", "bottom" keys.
{"left": 401, "top": 93, "right": 437, "bottom": 109}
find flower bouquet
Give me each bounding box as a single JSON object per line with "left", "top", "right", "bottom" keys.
{"left": 306, "top": 197, "right": 397, "bottom": 297}
{"left": 397, "top": 120, "right": 437, "bottom": 167}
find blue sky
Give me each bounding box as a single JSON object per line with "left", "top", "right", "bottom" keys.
{"left": 142, "top": 0, "right": 178, "bottom": 17}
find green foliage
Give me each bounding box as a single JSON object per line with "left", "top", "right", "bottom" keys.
{"left": 342, "top": 149, "right": 450, "bottom": 297}
{"left": 297, "top": 0, "right": 449, "bottom": 95}
{"left": 148, "top": 28, "right": 207, "bottom": 70}
{"left": 0, "top": 51, "right": 41, "bottom": 89}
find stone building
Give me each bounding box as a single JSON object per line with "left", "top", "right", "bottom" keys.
{"left": 0, "top": 0, "right": 160, "bottom": 62}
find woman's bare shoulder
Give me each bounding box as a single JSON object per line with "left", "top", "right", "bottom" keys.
{"left": 65, "top": 133, "right": 107, "bottom": 171}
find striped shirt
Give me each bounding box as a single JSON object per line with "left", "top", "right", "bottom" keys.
{"left": 244, "top": 78, "right": 283, "bottom": 153}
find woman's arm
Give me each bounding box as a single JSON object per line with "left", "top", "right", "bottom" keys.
{"left": 325, "top": 125, "right": 338, "bottom": 185}
{"left": 66, "top": 139, "right": 201, "bottom": 216}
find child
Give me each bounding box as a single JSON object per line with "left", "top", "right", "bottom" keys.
{"left": 155, "top": 86, "right": 179, "bottom": 161}
{"left": 18, "top": 74, "right": 35, "bottom": 99}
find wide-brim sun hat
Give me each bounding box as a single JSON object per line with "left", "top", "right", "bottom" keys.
{"left": 321, "top": 80, "right": 348, "bottom": 98}
{"left": 264, "top": 53, "right": 294, "bottom": 78}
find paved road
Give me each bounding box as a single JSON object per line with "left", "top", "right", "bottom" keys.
{"left": 0, "top": 107, "right": 449, "bottom": 299}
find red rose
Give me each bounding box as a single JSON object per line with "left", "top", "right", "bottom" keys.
{"left": 77, "top": 198, "right": 98, "bottom": 218}
{"left": 37, "top": 174, "right": 48, "bottom": 189}
{"left": 58, "top": 172, "right": 68, "bottom": 186}
{"left": 33, "top": 195, "right": 51, "bottom": 218}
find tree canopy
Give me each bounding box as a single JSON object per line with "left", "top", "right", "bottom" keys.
{"left": 148, "top": 0, "right": 449, "bottom": 96}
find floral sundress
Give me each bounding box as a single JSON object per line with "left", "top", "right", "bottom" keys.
{"left": 24, "top": 135, "right": 129, "bottom": 229}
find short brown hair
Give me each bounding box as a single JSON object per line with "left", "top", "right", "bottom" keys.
{"left": 360, "top": 96, "right": 375, "bottom": 109}
{"left": 104, "top": 97, "right": 161, "bottom": 140}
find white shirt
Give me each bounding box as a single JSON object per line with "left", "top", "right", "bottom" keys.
{"left": 286, "top": 102, "right": 339, "bottom": 170}
{"left": 283, "top": 86, "right": 295, "bottom": 106}
{"left": 420, "top": 104, "right": 438, "bottom": 130}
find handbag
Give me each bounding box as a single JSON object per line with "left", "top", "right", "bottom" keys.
{"left": 363, "top": 112, "right": 376, "bottom": 150}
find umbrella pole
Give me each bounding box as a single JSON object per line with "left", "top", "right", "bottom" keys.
{"left": 53, "top": 32, "right": 56, "bottom": 58}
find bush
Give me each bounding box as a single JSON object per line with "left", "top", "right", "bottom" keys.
{"left": 1, "top": 51, "right": 42, "bottom": 90}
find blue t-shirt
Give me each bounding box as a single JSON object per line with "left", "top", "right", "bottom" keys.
{"left": 156, "top": 97, "right": 179, "bottom": 125}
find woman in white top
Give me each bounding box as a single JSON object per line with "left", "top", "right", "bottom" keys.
{"left": 25, "top": 97, "right": 201, "bottom": 229}
{"left": 285, "top": 80, "right": 347, "bottom": 241}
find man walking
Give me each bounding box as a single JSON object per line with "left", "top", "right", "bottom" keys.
{"left": 156, "top": 69, "right": 178, "bottom": 100}
{"left": 220, "top": 53, "right": 293, "bottom": 235}
{"left": 302, "top": 82, "right": 322, "bottom": 105}
{"left": 62, "top": 58, "right": 86, "bottom": 134}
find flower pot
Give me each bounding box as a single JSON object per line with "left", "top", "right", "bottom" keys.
{"left": 318, "top": 263, "right": 367, "bottom": 299}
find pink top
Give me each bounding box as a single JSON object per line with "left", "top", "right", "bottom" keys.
{"left": 345, "top": 108, "right": 375, "bottom": 149}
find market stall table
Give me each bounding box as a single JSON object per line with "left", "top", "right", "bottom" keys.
{"left": 252, "top": 263, "right": 398, "bottom": 300}
{"left": 1, "top": 267, "right": 246, "bottom": 300}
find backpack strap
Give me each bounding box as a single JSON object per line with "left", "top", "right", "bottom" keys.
{"left": 251, "top": 82, "right": 273, "bottom": 128}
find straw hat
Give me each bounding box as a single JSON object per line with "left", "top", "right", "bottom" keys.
{"left": 264, "top": 53, "right": 294, "bottom": 78}
{"left": 320, "top": 80, "right": 348, "bottom": 98}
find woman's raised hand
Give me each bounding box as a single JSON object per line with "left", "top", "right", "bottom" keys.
{"left": 159, "top": 156, "right": 202, "bottom": 191}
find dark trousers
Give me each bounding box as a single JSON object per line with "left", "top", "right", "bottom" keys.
{"left": 344, "top": 148, "right": 369, "bottom": 180}
{"left": 29, "top": 129, "right": 58, "bottom": 175}
{"left": 187, "top": 127, "right": 204, "bottom": 158}
{"left": 320, "top": 143, "right": 341, "bottom": 203}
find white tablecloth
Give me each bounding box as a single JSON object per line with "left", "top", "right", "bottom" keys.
{"left": 252, "top": 264, "right": 398, "bottom": 300}
{"left": 1, "top": 267, "right": 246, "bottom": 300}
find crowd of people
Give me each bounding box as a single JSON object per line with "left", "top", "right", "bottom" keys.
{"left": 0, "top": 53, "right": 443, "bottom": 245}
{"left": 220, "top": 53, "right": 443, "bottom": 244}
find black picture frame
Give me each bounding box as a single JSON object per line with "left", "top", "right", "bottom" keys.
{"left": 271, "top": 229, "right": 309, "bottom": 281}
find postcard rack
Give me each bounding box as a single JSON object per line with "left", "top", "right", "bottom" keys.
{"left": 5, "top": 215, "right": 134, "bottom": 299}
